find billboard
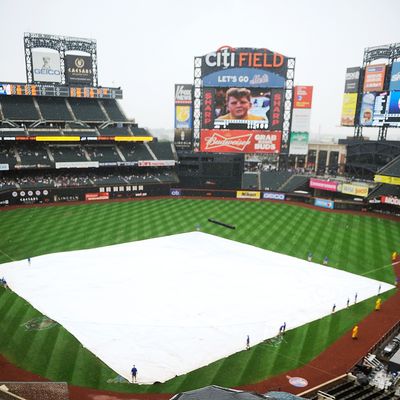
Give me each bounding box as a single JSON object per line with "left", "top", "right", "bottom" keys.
{"left": 174, "top": 84, "right": 193, "bottom": 150}
{"left": 203, "top": 87, "right": 283, "bottom": 131}
{"left": 363, "top": 64, "right": 386, "bottom": 92}
{"left": 389, "top": 61, "right": 400, "bottom": 91}
{"left": 341, "top": 93, "right": 358, "bottom": 126}
{"left": 289, "top": 132, "right": 309, "bottom": 155}
{"left": 359, "top": 92, "right": 375, "bottom": 126}
{"left": 65, "top": 55, "right": 93, "bottom": 85}
{"left": 344, "top": 67, "right": 361, "bottom": 93}
{"left": 293, "top": 86, "right": 313, "bottom": 108}
{"left": 32, "top": 50, "right": 61, "bottom": 83}
{"left": 309, "top": 178, "right": 338, "bottom": 192}
{"left": 200, "top": 129, "right": 281, "bottom": 153}
{"left": 200, "top": 47, "right": 288, "bottom": 87}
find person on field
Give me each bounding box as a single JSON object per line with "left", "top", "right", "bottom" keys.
{"left": 323, "top": 256, "right": 329, "bottom": 265}
{"left": 246, "top": 335, "right": 250, "bottom": 350}
{"left": 375, "top": 298, "right": 382, "bottom": 311}
{"left": 352, "top": 325, "right": 359, "bottom": 340}
{"left": 131, "top": 365, "right": 137, "bottom": 383}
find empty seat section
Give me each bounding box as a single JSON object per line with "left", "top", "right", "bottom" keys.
{"left": 119, "top": 143, "right": 153, "bottom": 161}
{"left": 242, "top": 172, "right": 259, "bottom": 189}
{"left": 68, "top": 98, "right": 107, "bottom": 122}
{"left": 148, "top": 142, "right": 175, "bottom": 159}
{"left": 36, "top": 97, "right": 73, "bottom": 121}
{"left": 100, "top": 100, "right": 127, "bottom": 122}
{"left": 85, "top": 146, "right": 122, "bottom": 162}
{"left": 50, "top": 146, "right": 86, "bottom": 162}
{"left": 1, "top": 96, "right": 39, "bottom": 120}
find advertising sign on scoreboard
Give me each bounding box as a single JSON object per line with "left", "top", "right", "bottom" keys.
{"left": 389, "top": 61, "right": 400, "bottom": 91}
{"left": 200, "top": 129, "right": 281, "bottom": 154}
{"left": 65, "top": 55, "right": 93, "bottom": 85}
{"left": 363, "top": 64, "right": 386, "bottom": 92}
{"left": 293, "top": 86, "right": 313, "bottom": 108}
{"left": 32, "top": 50, "right": 62, "bottom": 83}
{"left": 174, "top": 84, "right": 193, "bottom": 150}
{"left": 344, "top": 67, "right": 361, "bottom": 93}
{"left": 340, "top": 93, "right": 358, "bottom": 126}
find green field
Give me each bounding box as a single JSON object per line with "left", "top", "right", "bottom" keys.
{"left": 0, "top": 199, "right": 398, "bottom": 394}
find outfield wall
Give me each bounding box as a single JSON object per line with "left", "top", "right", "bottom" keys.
{"left": 1, "top": 184, "right": 399, "bottom": 215}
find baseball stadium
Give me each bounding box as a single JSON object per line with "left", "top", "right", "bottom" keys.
{"left": 0, "top": 34, "right": 400, "bottom": 400}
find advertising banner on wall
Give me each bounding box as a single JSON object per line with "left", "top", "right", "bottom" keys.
{"left": 341, "top": 183, "right": 369, "bottom": 197}
{"left": 200, "top": 129, "right": 281, "bottom": 153}
{"left": 291, "top": 108, "right": 311, "bottom": 132}
{"left": 389, "top": 61, "right": 400, "bottom": 91}
{"left": 236, "top": 190, "right": 261, "bottom": 199}
{"left": 289, "top": 132, "right": 309, "bottom": 155}
{"left": 174, "top": 84, "right": 193, "bottom": 150}
{"left": 363, "top": 64, "right": 386, "bottom": 92}
{"left": 309, "top": 178, "right": 338, "bottom": 192}
{"left": 359, "top": 92, "right": 375, "bottom": 126}
{"left": 381, "top": 196, "right": 400, "bottom": 206}
{"left": 65, "top": 55, "right": 93, "bottom": 85}
{"left": 32, "top": 50, "right": 62, "bottom": 83}
{"left": 374, "top": 175, "right": 400, "bottom": 185}
{"left": 293, "top": 86, "right": 313, "bottom": 108}
{"left": 314, "top": 198, "right": 334, "bottom": 209}
{"left": 344, "top": 67, "right": 361, "bottom": 93}
{"left": 340, "top": 93, "right": 358, "bottom": 126}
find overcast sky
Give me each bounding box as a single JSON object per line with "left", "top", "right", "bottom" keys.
{"left": 1, "top": 0, "right": 400, "bottom": 141}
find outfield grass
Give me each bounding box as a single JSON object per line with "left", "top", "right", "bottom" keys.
{"left": 0, "top": 199, "right": 399, "bottom": 393}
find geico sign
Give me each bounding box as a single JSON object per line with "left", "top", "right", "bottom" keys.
{"left": 34, "top": 68, "right": 61, "bottom": 76}
{"left": 205, "top": 47, "right": 284, "bottom": 69}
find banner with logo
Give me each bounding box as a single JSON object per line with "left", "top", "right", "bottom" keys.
{"left": 32, "top": 50, "right": 61, "bottom": 83}
{"left": 200, "top": 47, "right": 289, "bottom": 84}
{"left": 359, "top": 92, "right": 375, "bottom": 126}
{"left": 0, "top": 164, "right": 9, "bottom": 171}
{"left": 236, "top": 190, "right": 261, "bottom": 199}
{"left": 293, "top": 86, "right": 313, "bottom": 108}
{"left": 138, "top": 160, "right": 175, "bottom": 167}
{"left": 341, "top": 183, "right": 369, "bottom": 197}
{"left": 381, "top": 196, "right": 400, "bottom": 206}
{"left": 344, "top": 67, "right": 361, "bottom": 93}
{"left": 262, "top": 192, "right": 285, "bottom": 200}
{"left": 340, "top": 93, "right": 358, "bottom": 126}
{"left": 174, "top": 84, "right": 193, "bottom": 150}
{"left": 200, "top": 129, "right": 281, "bottom": 153}
{"left": 170, "top": 189, "right": 182, "bottom": 196}
{"left": 310, "top": 178, "right": 338, "bottom": 192}
{"left": 314, "top": 198, "right": 334, "bottom": 209}
{"left": 389, "top": 61, "right": 400, "bottom": 91}
{"left": 374, "top": 175, "right": 400, "bottom": 185}
{"left": 289, "top": 132, "right": 309, "bottom": 155}
{"left": 363, "top": 64, "right": 386, "bottom": 92}
{"left": 65, "top": 55, "right": 93, "bottom": 85}
{"left": 85, "top": 192, "right": 109, "bottom": 201}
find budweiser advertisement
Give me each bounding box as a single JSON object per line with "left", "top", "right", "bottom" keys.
{"left": 200, "top": 129, "right": 281, "bottom": 153}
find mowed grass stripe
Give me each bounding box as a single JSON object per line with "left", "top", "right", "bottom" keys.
{"left": 0, "top": 200, "right": 399, "bottom": 394}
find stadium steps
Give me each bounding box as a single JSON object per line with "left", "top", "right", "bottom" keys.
{"left": 64, "top": 98, "right": 78, "bottom": 122}
{"left": 98, "top": 99, "right": 111, "bottom": 122}
{"left": 32, "top": 97, "right": 44, "bottom": 121}
{"left": 115, "top": 145, "right": 126, "bottom": 161}
{"left": 144, "top": 142, "right": 157, "bottom": 160}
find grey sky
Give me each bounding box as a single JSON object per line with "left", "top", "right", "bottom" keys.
{"left": 1, "top": 0, "right": 399, "bottom": 140}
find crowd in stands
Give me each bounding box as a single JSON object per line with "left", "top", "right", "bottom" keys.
{"left": 0, "top": 168, "right": 178, "bottom": 190}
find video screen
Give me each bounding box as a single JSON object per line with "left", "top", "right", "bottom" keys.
{"left": 202, "top": 87, "right": 283, "bottom": 131}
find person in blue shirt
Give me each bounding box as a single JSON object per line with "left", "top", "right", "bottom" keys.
{"left": 323, "top": 256, "right": 329, "bottom": 265}
{"left": 1, "top": 277, "right": 9, "bottom": 289}
{"left": 131, "top": 365, "right": 138, "bottom": 383}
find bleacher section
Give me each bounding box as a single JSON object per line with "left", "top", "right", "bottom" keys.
{"left": 16, "top": 143, "right": 50, "bottom": 165}
{"left": 100, "top": 100, "right": 127, "bottom": 122}
{"left": 131, "top": 127, "right": 152, "bottom": 137}
{"left": 241, "top": 172, "right": 259, "bottom": 189}
{"left": 260, "top": 170, "right": 293, "bottom": 190}
{"left": 63, "top": 130, "right": 98, "bottom": 137}
{"left": 35, "top": 97, "right": 73, "bottom": 121}
{"left": 0, "top": 96, "right": 39, "bottom": 121}
{"left": 148, "top": 142, "right": 175, "bottom": 160}
{"left": 68, "top": 98, "right": 107, "bottom": 122}
{"left": 368, "top": 184, "right": 400, "bottom": 198}
{"left": 119, "top": 143, "right": 153, "bottom": 161}
{"left": 86, "top": 145, "right": 122, "bottom": 162}
{"left": 280, "top": 175, "right": 310, "bottom": 193}
{"left": 50, "top": 146, "right": 87, "bottom": 163}
{"left": 0, "top": 146, "right": 17, "bottom": 167}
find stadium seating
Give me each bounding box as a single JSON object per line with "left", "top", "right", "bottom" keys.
{"left": 98, "top": 126, "right": 132, "bottom": 136}
{"left": 100, "top": 99, "right": 127, "bottom": 122}
{"left": 49, "top": 145, "right": 87, "bottom": 162}
{"left": 85, "top": 145, "right": 122, "bottom": 162}
{"left": 35, "top": 97, "right": 74, "bottom": 121}
{"left": 260, "top": 170, "right": 293, "bottom": 190}
{"left": 67, "top": 98, "right": 107, "bottom": 122}
{"left": 279, "top": 175, "right": 310, "bottom": 193}
{"left": 241, "top": 172, "right": 259, "bottom": 189}
{"left": 148, "top": 142, "right": 176, "bottom": 160}
{"left": 0, "top": 96, "right": 40, "bottom": 120}
{"left": 119, "top": 143, "right": 153, "bottom": 161}
{"left": 16, "top": 143, "right": 51, "bottom": 165}
{"left": 376, "top": 154, "right": 400, "bottom": 177}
